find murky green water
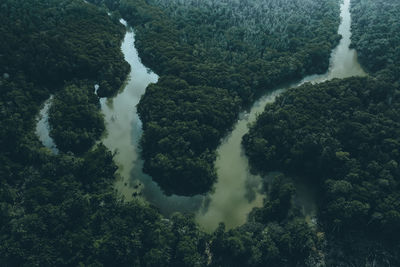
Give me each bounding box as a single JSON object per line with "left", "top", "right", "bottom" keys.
{"left": 195, "top": 0, "right": 366, "bottom": 232}
{"left": 36, "top": 0, "right": 365, "bottom": 233}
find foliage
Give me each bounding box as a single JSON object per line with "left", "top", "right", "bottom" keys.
{"left": 137, "top": 76, "right": 240, "bottom": 195}
{"left": 243, "top": 77, "right": 400, "bottom": 265}
{"left": 4, "top": 0, "right": 400, "bottom": 265}
{"left": 88, "top": 0, "right": 341, "bottom": 195}
{"left": 0, "top": 0, "right": 130, "bottom": 153}
{"left": 210, "top": 175, "right": 323, "bottom": 267}
{"left": 0, "top": 1, "right": 207, "bottom": 266}
{"left": 49, "top": 83, "right": 104, "bottom": 154}
{"left": 243, "top": 1, "right": 400, "bottom": 262}
{"left": 350, "top": 0, "right": 400, "bottom": 79}
{"left": 0, "top": 144, "right": 208, "bottom": 266}
{"left": 0, "top": 0, "right": 130, "bottom": 96}
{"left": 137, "top": 0, "right": 341, "bottom": 94}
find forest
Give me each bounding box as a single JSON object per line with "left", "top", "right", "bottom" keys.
{"left": 1, "top": 0, "right": 399, "bottom": 266}
{"left": 243, "top": 77, "right": 400, "bottom": 265}
{"left": 0, "top": 0, "right": 207, "bottom": 265}
{"left": 243, "top": 0, "right": 400, "bottom": 264}
{"left": 350, "top": 0, "right": 400, "bottom": 79}
{"left": 0, "top": 0, "right": 324, "bottom": 265}
{"left": 87, "top": 0, "right": 342, "bottom": 195}
{"left": 48, "top": 82, "right": 105, "bottom": 154}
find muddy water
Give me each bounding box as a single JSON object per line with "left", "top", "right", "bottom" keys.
{"left": 100, "top": 21, "right": 158, "bottom": 201}
{"left": 195, "top": 89, "right": 285, "bottom": 231}
{"left": 195, "top": 0, "right": 366, "bottom": 232}
{"left": 301, "top": 0, "right": 365, "bottom": 84}
{"left": 100, "top": 20, "right": 203, "bottom": 212}
{"left": 36, "top": 0, "right": 365, "bottom": 232}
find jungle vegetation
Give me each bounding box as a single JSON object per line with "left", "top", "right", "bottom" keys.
{"left": 350, "top": 0, "right": 400, "bottom": 79}
{"left": 1, "top": 0, "right": 319, "bottom": 265}
{"left": 2, "top": 0, "right": 399, "bottom": 266}
{"left": 0, "top": 0, "right": 206, "bottom": 265}
{"left": 48, "top": 82, "right": 105, "bottom": 154}
{"left": 243, "top": 0, "right": 400, "bottom": 263}
{"left": 89, "top": 0, "right": 341, "bottom": 195}
{"left": 243, "top": 77, "right": 400, "bottom": 265}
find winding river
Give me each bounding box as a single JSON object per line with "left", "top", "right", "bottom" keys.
{"left": 36, "top": 0, "right": 365, "bottom": 232}
{"left": 195, "top": 0, "right": 365, "bottom": 231}
{"left": 100, "top": 20, "right": 204, "bottom": 213}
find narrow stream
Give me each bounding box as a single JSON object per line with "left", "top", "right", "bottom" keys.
{"left": 35, "top": 95, "right": 59, "bottom": 154}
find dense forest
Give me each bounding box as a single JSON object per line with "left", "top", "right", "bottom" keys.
{"left": 0, "top": 0, "right": 206, "bottom": 265}
{"left": 0, "top": 0, "right": 130, "bottom": 95}
{"left": 243, "top": 0, "right": 400, "bottom": 264}
{"left": 350, "top": 0, "right": 400, "bottom": 79}
{"left": 243, "top": 77, "right": 400, "bottom": 265}
{"left": 138, "top": 76, "right": 240, "bottom": 195}
{"left": 88, "top": 0, "right": 341, "bottom": 195}
{"left": 48, "top": 82, "right": 105, "bottom": 154}
{"left": 2, "top": 0, "right": 400, "bottom": 266}
{"left": 210, "top": 175, "right": 324, "bottom": 267}
{"left": 0, "top": 0, "right": 330, "bottom": 265}
{"left": 136, "top": 0, "right": 341, "bottom": 196}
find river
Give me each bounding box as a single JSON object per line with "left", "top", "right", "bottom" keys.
{"left": 35, "top": 18, "right": 204, "bottom": 214}
{"left": 36, "top": 0, "right": 365, "bottom": 232}
{"left": 100, "top": 19, "right": 204, "bottom": 213}
{"left": 195, "top": 0, "right": 365, "bottom": 232}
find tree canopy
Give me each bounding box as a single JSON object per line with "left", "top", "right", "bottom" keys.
{"left": 2, "top": 0, "right": 400, "bottom": 265}
{"left": 350, "top": 0, "right": 400, "bottom": 79}
{"left": 88, "top": 0, "right": 341, "bottom": 195}
{"left": 243, "top": 77, "right": 400, "bottom": 265}
{"left": 0, "top": 0, "right": 204, "bottom": 265}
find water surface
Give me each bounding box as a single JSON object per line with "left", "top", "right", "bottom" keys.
{"left": 34, "top": 0, "right": 365, "bottom": 232}
{"left": 100, "top": 20, "right": 203, "bottom": 213}
{"left": 195, "top": 0, "right": 366, "bottom": 232}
